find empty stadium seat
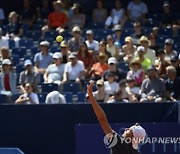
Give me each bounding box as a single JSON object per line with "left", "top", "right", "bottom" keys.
{"left": 62, "top": 92, "right": 73, "bottom": 103}
{"left": 77, "top": 92, "right": 86, "bottom": 103}
{"left": 41, "top": 83, "right": 59, "bottom": 93}
{"left": 19, "top": 39, "right": 34, "bottom": 49}
{"left": 38, "top": 93, "right": 47, "bottom": 103}
{"left": 16, "top": 64, "right": 24, "bottom": 73}
{"left": 50, "top": 46, "right": 60, "bottom": 53}
{"left": 11, "top": 47, "right": 27, "bottom": 58}
{"left": 62, "top": 82, "right": 80, "bottom": 94}
{"left": 44, "top": 31, "right": 58, "bottom": 39}
{"left": 9, "top": 39, "right": 15, "bottom": 49}
{"left": 11, "top": 55, "right": 20, "bottom": 65}
{"left": 25, "top": 30, "right": 41, "bottom": 41}
{"left": 0, "top": 94, "right": 8, "bottom": 104}
{"left": 30, "top": 47, "right": 40, "bottom": 55}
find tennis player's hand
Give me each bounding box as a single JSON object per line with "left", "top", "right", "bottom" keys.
{"left": 87, "top": 81, "right": 94, "bottom": 99}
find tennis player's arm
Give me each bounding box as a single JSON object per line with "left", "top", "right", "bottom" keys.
{"left": 87, "top": 81, "right": 113, "bottom": 135}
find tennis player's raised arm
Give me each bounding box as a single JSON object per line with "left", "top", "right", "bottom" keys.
{"left": 87, "top": 81, "right": 113, "bottom": 135}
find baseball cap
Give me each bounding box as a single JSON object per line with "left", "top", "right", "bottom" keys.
{"left": 96, "top": 79, "right": 104, "bottom": 86}
{"left": 163, "top": 1, "right": 170, "bottom": 7}
{"left": 140, "top": 36, "right": 149, "bottom": 43}
{"left": 165, "top": 38, "right": 173, "bottom": 45}
{"left": 147, "top": 65, "right": 157, "bottom": 71}
{"left": 170, "top": 55, "right": 178, "bottom": 62}
{"left": 60, "top": 41, "right": 67, "bottom": 47}
{"left": 125, "top": 36, "right": 132, "bottom": 43}
{"left": 2, "top": 59, "right": 11, "bottom": 65}
{"left": 137, "top": 46, "right": 145, "bottom": 52}
{"left": 68, "top": 53, "right": 76, "bottom": 59}
{"left": 86, "top": 30, "right": 93, "bottom": 35}
{"left": 24, "top": 59, "right": 32, "bottom": 67}
{"left": 108, "top": 57, "right": 117, "bottom": 64}
{"left": 72, "top": 3, "right": 80, "bottom": 10}
{"left": 72, "top": 26, "right": 81, "bottom": 33}
{"left": 53, "top": 52, "right": 62, "bottom": 59}
{"left": 113, "top": 24, "right": 122, "bottom": 31}
{"left": 39, "top": 41, "right": 50, "bottom": 47}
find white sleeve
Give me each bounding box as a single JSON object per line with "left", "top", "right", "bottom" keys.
{"left": 33, "top": 94, "right": 39, "bottom": 104}
{"left": 94, "top": 41, "right": 99, "bottom": 51}
{"left": 104, "top": 132, "right": 118, "bottom": 148}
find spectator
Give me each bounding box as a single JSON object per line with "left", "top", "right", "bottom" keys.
{"left": 60, "top": 41, "right": 70, "bottom": 64}
{"left": 130, "top": 22, "right": 143, "bottom": 45}
{"left": 105, "top": 0, "right": 126, "bottom": 29}
{"left": 77, "top": 42, "right": 95, "bottom": 79}
{"left": 34, "top": 41, "right": 53, "bottom": 74}
{"left": 119, "top": 79, "right": 129, "bottom": 100}
{"left": 148, "top": 32, "right": 160, "bottom": 53}
{"left": 104, "top": 72, "right": 120, "bottom": 96}
{"left": 170, "top": 56, "right": 180, "bottom": 77}
{"left": 135, "top": 46, "right": 151, "bottom": 72}
{"left": 155, "top": 49, "right": 170, "bottom": 79}
{"left": 165, "top": 66, "right": 180, "bottom": 101}
{"left": 127, "top": 0, "right": 148, "bottom": 22}
{"left": 6, "top": 11, "right": 23, "bottom": 47}
{"left": 20, "top": 0, "right": 36, "bottom": 29}
{"left": 45, "top": 90, "right": 66, "bottom": 104}
{"left": 15, "top": 83, "right": 39, "bottom": 104}
{"left": 126, "top": 60, "right": 144, "bottom": 85}
{"left": 93, "top": 79, "right": 109, "bottom": 103}
{"left": 106, "top": 35, "right": 119, "bottom": 60}
{"left": 103, "top": 57, "right": 126, "bottom": 82}
{"left": 85, "top": 30, "right": 99, "bottom": 55}
{"left": 44, "top": 52, "right": 65, "bottom": 85}
{"left": 0, "top": 47, "right": 11, "bottom": 63}
{"left": 0, "top": 59, "right": 17, "bottom": 97}
{"left": 164, "top": 38, "right": 177, "bottom": 61}
{"left": 68, "top": 3, "right": 86, "bottom": 29}
{"left": 89, "top": 53, "right": 109, "bottom": 81}
{"left": 107, "top": 89, "right": 128, "bottom": 103}
{"left": 0, "top": 7, "right": 5, "bottom": 24}
{"left": 19, "top": 59, "right": 39, "bottom": 93}
{"left": 68, "top": 26, "right": 83, "bottom": 52}
{"left": 92, "top": 0, "right": 107, "bottom": 24}
{"left": 140, "top": 65, "right": 165, "bottom": 102}
{"left": 134, "top": 35, "right": 156, "bottom": 64}
{"left": 0, "top": 28, "right": 9, "bottom": 48}
{"left": 63, "top": 53, "right": 85, "bottom": 84}
{"left": 121, "top": 36, "right": 136, "bottom": 63}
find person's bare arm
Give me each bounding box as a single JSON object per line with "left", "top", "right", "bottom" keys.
{"left": 87, "top": 81, "right": 113, "bottom": 134}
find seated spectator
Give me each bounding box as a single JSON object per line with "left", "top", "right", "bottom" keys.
{"left": 105, "top": 0, "right": 126, "bottom": 29}
{"left": 121, "top": 36, "right": 136, "bottom": 63}
{"left": 15, "top": 83, "right": 39, "bottom": 104}
{"left": 0, "top": 28, "right": 9, "bottom": 48}
{"left": 19, "top": 60, "right": 39, "bottom": 93}
{"left": 165, "top": 66, "right": 180, "bottom": 101}
{"left": 140, "top": 65, "right": 165, "bottom": 102}
{"left": 85, "top": 30, "right": 99, "bottom": 55}
{"left": 96, "top": 40, "right": 111, "bottom": 62}
{"left": 0, "top": 7, "right": 5, "bottom": 24}
{"left": 44, "top": 52, "right": 65, "bottom": 85}
{"left": 92, "top": 0, "right": 107, "bottom": 24}
{"left": 135, "top": 46, "right": 151, "bottom": 72}
{"left": 119, "top": 79, "right": 129, "bottom": 100}
{"left": 0, "top": 47, "right": 11, "bottom": 64}
{"left": 148, "top": 32, "right": 160, "bottom": 53}
{"left": 103, "top": 57, "right": 126, "bottom": 82}
{"left": 0, "top": 59, "right": 17, "bottom": 97}
{"left": 93, "top": 79, "right": 109, "bottom": 103}
{"left": 63, "top": 53, "right": 85, "bottom": 84}
{"left": 89, "top": 53, "right": 109, "bottom": 81}
{"left": 77, "top": 42, "right": 95, "bottom": 79}
{"left": 155, "top": 49, "right": 170, "bottom": 79}
{"left": 20, "top": 0, "right": 36, "bottom": 29}
{"left": 170, "top": 55, "right": 180, "bottom": 77}
{"left": 106, "top": 35, "right": 119, "bottom": 60}
{"left": 164, "top": 39, "right": 177, "bottom": 61}
{"left": 127, "top": 60, "right": 144, "bottom": 85}
{"left": 127, "top": 0, "right": 148, "bottom": 22}
{"left": 6, "top": 11, "right": 23, "bottom": 47}
{"left": 107, "top": 89, "right": 128, "bottom": 103}
{"left": 60, "top": 41, "right": 70, "bottom": 64}
{"left": 68, "top": 26, "right": 84, "bottom": 52}
{"left": 68, "top": 3, "right": 86, "bottom": 29}
{"left": 34, "top": 41, "right": 53, "bottom": 74}
{"left": 104, "top": 72, "right": 120, "bottom": 96}
{"left": 112, "top": 24, "right": 124, "bottom": 48}
{"left": 45, "top": 90, "right": 66, "bottom": 104}
{"left": 130, "top": 22, "right": 144, "bottom": 45}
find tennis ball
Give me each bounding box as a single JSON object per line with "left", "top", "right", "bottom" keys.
{"left": 56, "top": 35, "right": 63, "bottom": 43}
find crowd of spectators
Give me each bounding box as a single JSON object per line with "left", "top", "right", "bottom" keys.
{"left": 0, "top": 0, "right": 180, "bottom": 104}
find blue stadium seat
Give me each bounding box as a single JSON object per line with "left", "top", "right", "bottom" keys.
{"left": 19, "top": 39, "right": 34, "bottom": 49}
{"left": 50, "top": 46, "right": 60, "bottom": 53}
{"left": 11, "top": 47, "right": 27, "bottom": 58}
{"left": 156, "top": 35, "right": 169, "bottom": 44}
{"left": 142, "top": 27, "right": 152, "bottom": 36}
{"left": 173, "top": 44, "right": 180, "bottom": 53}
{"left": 41, "top": 83, "right": 59, "bottom": 93}
{"left": 9, "top": 39, "right": 15, "bottom": 49}
{"left": 12, "top": 94, "right": 21, "bottom": 102}
{"left": 123, "top": 21, "right": 134, "bottom": 28}
{"left": 0, "top": 94, "right": 8, "bottom": 104}
{"left": 62, "top": 92, "right": 73, "bottom": 103}
{"left": 62, "top": 82, "right": 80, "bottom": 94}
{"left": 38, "top": 93, "right": 47, "bottom": 103}
{"left": 77, "top": 92, "right": 86, "bottom": 103}
{"left": 44, "top": 31, "right": 58, "bottom": 39}
{"left": 87, "top": 22, "right": 104, "bottom": 29}
{"left": 31, "top": 47, "right": 40, "bottom": 55}
{"left": 25, "top": 30, "right": 41, "bottom": 41}
{"left": 84, "top": 81, "right": 97, "bottom": 92}
{"left": 118, "top": 62, "right": 129, "bottom": 72}
{"left": 33, "top": 23, "right": 43, "bottom": 30}
{"left": 61, "top": 30, "right": 71, "bottom": 40}
{"left": 158, "top": 28, "right": 173, "bottom": 37}
{"left": 16, "top": 64, "right": 24, "bottom": 73}
{"left": 11, "top": 55, "right": 20, "bottom": 65}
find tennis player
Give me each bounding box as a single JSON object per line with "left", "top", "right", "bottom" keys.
{"left": 87, "top": 81, "right": 146, "bottom": 154}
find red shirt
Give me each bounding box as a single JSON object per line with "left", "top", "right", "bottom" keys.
{"left": 4, "top": 74, "right": 11, "bottom": 91}
{"left": 77, "top": 53, "right": 95, "bottom": 69}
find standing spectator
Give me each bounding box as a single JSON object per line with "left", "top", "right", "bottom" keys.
{"left": 165, "top": 66, "right": 180, "bottom": 101}
{"left": 105, "top": 0, "right": 126, "bottom": 29}
{"left": 77, "top": 42, "right": 95, "bottom": 79}
{"left": 107, "top": 89, "right": 128, "bottom": 103}
{"left": 45, "top": 91, "right": 66, "bottom": 104}
{"left": 19, "top": 60, "right": 39, "bottom": 93}
{"left": 0, "top": 28, "right": 9, "bottom": 48}
{"left": 103, "top": 57, "right": 126, "bottom": 82}
{"left": 34, "top": 41, "right": 53, "bottom": 74}
{"left": 15, "top": 83, "right": 39, "bottom": 104}
{"left": 63, "top": 53, "right": 85, "bottom": 84}
{"left": 0, "top": 59, "right": 17, "bottom": 96}
{"left": 0, "top": 7, "right": 5, "bottom": 24}
{"left": 164, "top": 39, "right": 177, "bottom": 61}
{"left": 60, "top": 41, "right": 70, "bottom": 64}
{"left": 6, "top": 11, "right": 23, "bottom": 47}
{"left": 68, "top": 26, "right": 83, "bottom": 52}
{"left": 68, "top": 3, "right": 86, "bottom": 29}
{"left": 170, "top": 56, "right": 180, "bottom": 77}
{"left": 85, "top": 30, "right": 99, "bottom": 55}
{"left": 140, "top": 65, "right": 165, "bottom": 102}
{"left": 92, "top": 0, "right": 107, "bottom": 24}
{"left": 127, "top": 0, "right": 148, "bottom": 22}
{"left": 44, "top": 52, "right": 65, "bottom": 85}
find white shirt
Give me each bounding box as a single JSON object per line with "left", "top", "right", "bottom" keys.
{"left": 85, "top": 40, "right": 99, "bottom": 52}
{"left": 64, "top": 60, "right": 85, "bottom": 80}
{"left": 0, "top": 36, "right": 9, "bottom": 48}
{"left": 23, "top": 92, "right": 39, "bottom": 104}
{"left": 104, "top": 81, "right": 120, "bottom": 95}
{"left": 111, "top": 8, "right": 124, "bottom": 21}
{"left": 45, "top": 91, "right": 66, "bottom": 104}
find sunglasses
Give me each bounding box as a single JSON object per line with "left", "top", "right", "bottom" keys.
{"left": 97, "top": 84, "right": 103, "bottom": 87}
